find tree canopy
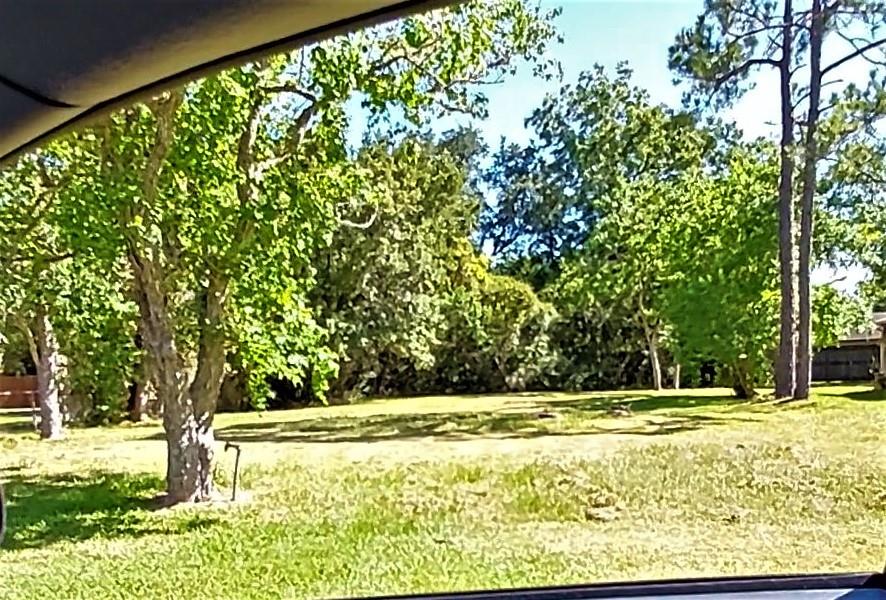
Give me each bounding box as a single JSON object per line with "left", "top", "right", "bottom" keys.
{"left": 0, "top": 0, "right": 881, "bottom": 506}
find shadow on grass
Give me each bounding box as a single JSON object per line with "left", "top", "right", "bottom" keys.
{"left": 215, "top": 391, "right": 754, "bottom": 444}
{"left": 0, "top": 470, "right": 219, "bottom": 549}
{"left": 808, "top": 382, "right": 886, "bottom": 402}
{"left": 534, "top": 392, "right": 744, "bottom": 414}
{"left": 841, "top": 389, "right": 886, "bottom": 402}
{"left": 0, "top": 409, "right": 34, "bottom": 435}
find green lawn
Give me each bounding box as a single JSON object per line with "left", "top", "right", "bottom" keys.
{"left": 1, "top": 386, "right": 884, "bottom": 599}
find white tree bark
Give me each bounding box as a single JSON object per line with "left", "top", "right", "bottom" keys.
{"left": 647, "top": 328, "right": 663, "bottom": 391}
{"left": 23, "top": 305, "right": 65, "bottom": 440}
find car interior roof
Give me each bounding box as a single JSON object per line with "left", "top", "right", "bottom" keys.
{"left": 0, "top": 0, "right": 450, "bottom": 164}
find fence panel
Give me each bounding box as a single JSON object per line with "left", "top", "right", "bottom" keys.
{"left": 0, "top": 375, "right": 38, "bottom": 409}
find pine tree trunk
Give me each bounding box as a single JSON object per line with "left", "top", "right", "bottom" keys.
{"left": 775, "top": 0, "right": 798, "bottom": 400}
{"left": 795, "top": 0, "right": 824, "bottom": 401}
{"left": 27, "top": 306, "right": 64, "bottom": 440}
{"left": 648, "top": 329, "right": 663, "bottom": 391}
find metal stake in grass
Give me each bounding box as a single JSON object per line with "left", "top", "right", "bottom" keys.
{"left": 224, "top": 441, "right": 242, "bottom": 502}
{"left": 0, "top": 483, "right": 6, "bottom": 546}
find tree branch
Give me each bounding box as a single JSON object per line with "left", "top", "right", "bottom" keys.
{"left": 252, "top": 153, "right": 292, "bottom": 180}
{"left": 16, "top": 315, "right": 40, "bottom": 368}
{"left": 286, "top": 103, "right": 319, "bottom": 150}
{"left": 822, "top": 274, "right": 848, "bottom": 287}
{"left": 10, "top": 251, "right": 74, "bottom": 266}
{"left": 143, "top": 92, "right": 184, "bottom": 205}
{"left": 236, "top": 100, "right": 263, "bottom": 175}
{"left": 263, "top": 84, "right": 318, "bottom": 103}
{"left": 821, "top": 36, "right": 886, "bottom": 78}
{"left": 336, "top": 203, "right": 379, "bottom": 230}
{"left": 713, "top": 57, "right": 780, "bottom": 89}
{"left": 835, "top": 29, "right": 886, "bottom": 68}
{"left": 792, "top": 78, "right": 845, "bottom": 112}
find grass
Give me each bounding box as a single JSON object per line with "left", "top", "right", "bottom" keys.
{"left": 0, "top": 385, "right": 884, "bottom": 599}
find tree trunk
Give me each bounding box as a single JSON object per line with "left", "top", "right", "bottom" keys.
{"left": 129, "top": 249, "right": 219, "bottom": 503}
{"left": 647, "top": 329, "right": 663, "bottom": 391}
{"left": 674, "top": 363, "right": 681, "bottom": 390}
{"left": 732, "top": 358, "right": 756, "bottom": 400}
{"left": 125, "top": 89, "right": 224, "bottom": 504}
{"left": 25, "top": 306, "right": 64, "bottom": 440}
{"left": 133, "top": 270, "right": 220, "bottom": 503}
{"left": 876, "top": 332, "right": 886, "bottom": 390}
{"left": 163, "top": 398, "right": 216, "bottom": 503}
{"left": 132, "top": 263, "right": 228, "bottom": 502}
{"left": 166, "top": 273, "right": 228, "bottom": 503}
{"left": 128, "top": 378, "right": 148, "bottom": 422}
{"left": 795, "top": 0, "right": 824, "bottom": 401}
{"left": 128, "top": 334, "right": 149, "bottom": 421}
{"left": 775, "top": 0, "right": 798, "bottom": 400}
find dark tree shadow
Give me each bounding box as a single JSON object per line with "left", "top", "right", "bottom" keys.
{"left": 214, "top": 391, "right": 756, "bottom": 445}
{"left": 808, "top": 381, "right": 886, "bottom": 402}
{"left": 0, "top": 409, "right": 34, "bottom": 435}
{"left": 840, "top": 389, "right": 886, "bottom": 402}
{"left": 0, "top": 469, "right": 219, "bottom": 549}
{"left": 529, "top": 392, "right": 744, "bottom": 414}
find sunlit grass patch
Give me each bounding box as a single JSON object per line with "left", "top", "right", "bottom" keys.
{"left": 0, "top": 386, "right": 883, "bottom": 599}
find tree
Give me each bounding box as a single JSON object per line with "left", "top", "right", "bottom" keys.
{"left": 670, "top": 0, "right": 886, "bottom": 399}
{"left": 487, "top": 66, "right": 713, "bottom": 389}
{"left": 480, "top": 65, "right": 713, "bottom": 289}
{"left": 811, "top": 284, "right": 870, "bottom": 350}
{"left": 819, "top": 96, "right": 886, "bottom": 311}
{"left": 435, "top": 246, "right": 558, "bottom": 393}
{"left": 554, "top": 183, "right": 674, "bottom": 391}
{"left": 53, "top": 258, "right": 140, "bottom": 424}
{"left": 660, "top": 148, "right": 781, "bottom": 399}
{"left": 0, "top": 155, "right": 71, "bottom": 439}
{"left": 310, "top": 133, "right": 480, "bottom": 400}
{"left": 658, "top": 144, "right": 863, "bottom": 399}
{"left": 1, "top": 149, "right": 144, "bottom": 434}
{"left": 41, "top": 0, "right": 561, "bottom": 503}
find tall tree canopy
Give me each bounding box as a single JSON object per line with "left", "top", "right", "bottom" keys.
{"left": 480, "top": 65, "right": 715, "bottom": 288}
{"left": 311, "top": 132, "right": 480, "bottom": 400}
{"left": 7, "top": 0, "right": 562, "bottom": 503}
{"left": 670, "top": 0, "right": 886, "bottom": 399}
{"left": 483, "top": 66, "right": 715, "bottom": 388}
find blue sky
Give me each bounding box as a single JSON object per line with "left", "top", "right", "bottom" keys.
{"left": 481, "top": 0, "right": 699, "bottom": 144}
{"left": 355, "top": 0, "right": 870, "bottom": 291}
{"left": 479, "top": 0, "right": 873, "bottom": 144}
{"left": 471, "top": 0, "right": 791, "bottom": 143}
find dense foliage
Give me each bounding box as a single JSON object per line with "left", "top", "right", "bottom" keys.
{"left": 0, "top": 0, "right": 881, "bottom": 502}
{"left": 668, "top": 0, "right": 886, "bottom": 399}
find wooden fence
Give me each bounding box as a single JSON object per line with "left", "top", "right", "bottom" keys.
{"left": 0, "top": 375, "right": 38, "bottom": 409}
{"left": 812, "top": 345, "right": 879, "bottom": 382}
